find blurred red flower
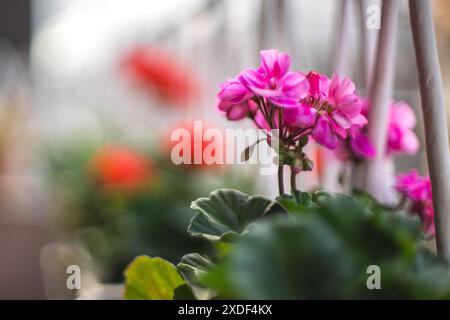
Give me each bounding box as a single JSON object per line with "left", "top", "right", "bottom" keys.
{"left": 90, "top": 145, "right": 154, "bottom": 191}
{"left": 122, "top": 46, "right": 201, "bottom": 106}
{"left": 163, "top": 121, "right": 225, "bottom": 171}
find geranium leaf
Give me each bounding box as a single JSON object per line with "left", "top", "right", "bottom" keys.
{"left": 188, "top": 189, "right": 283, "bottom": 241}
{"left": 177, "top": 253, "right": 215, "bottom": 285}
{"left": 124, "top": 255, "right": 186, "bottom": 300}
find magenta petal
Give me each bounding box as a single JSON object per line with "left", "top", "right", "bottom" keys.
{"left": 254, "top": 110, "right": 270, "bottom": 130}
{"left": 280, "top": 72, "right": 309, "bottom": 99}
{"left": 217, "top": 98, "right": 232, "bottom": 112}
{"left": 260, "top": 50, "right": 277, "bottom": 73}
{"left": 331, "top": 110, "right": 352, "bottom": 129}
{"left": 312, "top": 114, "right": 338, "bottom": 149}
{"left": 350, "top": 132, "right": 376, "bottom": 159}
{"left": 335, "top": 94, "right": 362, "bottom": 118}
{"left": 226, "top": 103, "right": 248, "bottom": 120}
{"left": 329, "top": 74, "right": 355, "bottom": 102}
{"left": 277, "top": 52, "right": 291, "bottom": 77}
{"left": 260, "top": 49, "right": 292, "bottom": 79}
{"left": 351, "top": 114, "right": 368, "bottom": 128}
{"left": 238, "top": 68, "right": 266, "bottom": 89}
{"left": 269, "top": 97, "right": 301, "bottom": 108}
{"left": 217, "top": 82, "right": 251, "bottom": 104}
{"left": 333, "top": 123, "right": 348, "bottom": 139}
{"left": 283, "top": 104, "right": 316, "bottom": 127}
{"left": 250, "top": 86, "right": 282, "bottom": 98}
{"left": 306, "top": 71, "right": 329, "bottom": 96}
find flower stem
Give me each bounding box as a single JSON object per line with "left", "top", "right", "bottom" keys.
{"left": 278, "top": 165, "right": 284, "bottom": 195}
{"left": 290, "top": 168, "right": 298, "bottom": 193}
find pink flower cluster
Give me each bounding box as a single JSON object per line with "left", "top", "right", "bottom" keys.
{"left": 216, "top": 49, "right": 365, "bottom": 150}
{"left": 395, "top": 170, "right": 434, "bottom": 236}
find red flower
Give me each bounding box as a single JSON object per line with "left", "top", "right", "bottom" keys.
{"left": 90, "top": 145, "right": 153, "bottom": 191}
{"left": 122, "top": 46, "right": 201, "bottom": 106}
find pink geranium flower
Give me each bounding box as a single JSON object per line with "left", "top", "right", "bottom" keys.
{"left": 395, "top": 170, "right": 434, "bottom": 236}
{"left": 238, "top": 49, "right": 309, "bottom": 108}
{"left": 303, "top": 72, "right": 363, "bottom": 149}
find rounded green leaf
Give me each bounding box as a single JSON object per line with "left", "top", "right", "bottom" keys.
{"left": 124, "top": 255, "right": 186, "bottom": 300}
{"left": 188, "top": 189, "right": 283, "bottom": 241}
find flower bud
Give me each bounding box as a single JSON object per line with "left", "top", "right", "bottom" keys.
{"left": 302, "top": 158, "right": 314, "bottom": 171}
{"left": 299, "top": 135, "right": 309, "bottom": 147}
{"left": 292, "top": 158, "right": 303, "bottom": 174}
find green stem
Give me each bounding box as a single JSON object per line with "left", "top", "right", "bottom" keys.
{"left": 290, "top": 168, "right": 298, "bottom": 192}
{"left": 278, "top": 165, "right": 284, "bottom": 195}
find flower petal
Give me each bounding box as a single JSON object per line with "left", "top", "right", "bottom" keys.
{"left": 312, "top": 113, "right": 338, "bottom": 149}
{"left": 350, "top": 132, "right": 376, "bottom": 159}
{"left": 238, "top": 68, "right": 266, "bottom": 89}
{"left": 280, "top": 72, "right": 309, "bottom": 99}
{"left": 269, "top": 97, "right": 301, "bottom": 108}
{"left": 283, "top": 104, "right": 317, "bottom": 127}
{"left": 331, "top": 110, "right": 352, "bottom": 129}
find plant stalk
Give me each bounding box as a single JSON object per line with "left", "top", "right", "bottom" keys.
{"left": 290, "top": 169, "right": 297, "bottom": 193}
{"left": 278, "top": 165, "right": 284, "bottom": 195}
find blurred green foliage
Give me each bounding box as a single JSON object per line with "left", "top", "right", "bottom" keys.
{"left": 124, "top": 188, "right": 450, "bottom": 299}
{"left": 44, "top": 141, "right": 254, "bottom": 283}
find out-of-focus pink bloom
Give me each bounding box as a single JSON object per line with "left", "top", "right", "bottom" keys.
{"left": 387, "top": 101, "right": 420, "bottom": 155}
{"left": 421, "top": 203, "right": 435, "bottom": 236}
{"left": 238, "top": 50, "right": 309, "bottom": 108}
{"left": 395, "top": 169, "right": 432, "bottom": 202}
{"left": 343, "top": 113, "right": 376, "bottom": 159}
{"left": 340, "top": 99, "right": 419, "bottom": 161}
{"left": 395, "top": 170, "right": 434, "bottom": 236}
{"left": 348, "top": 131, "right": 376, "bottom": 159}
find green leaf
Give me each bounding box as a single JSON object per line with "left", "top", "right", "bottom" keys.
{"left": 276, "top": 190, "right": 315, "bottom": 213}
{"left": 204, "top": 217, "right": 350, "bottom": 299}
{"left": 203, "top": 194, "right": 450, "bottom": 299}
{"left": 177, "top": 253, "right": 216, "bottom": 300}
{"left": 292, "top": 190, "right": 312, "bottom": 207}
{"left": 188, "top": 189, "right": 283, "bottom": 241}
{"left": 173, "top": 284, "right": 196, "bottom": 300}
{"left": 124, "top": 255, "right": 186, "bottom": 300}
{"left": 177, "top": 253, "right": 214, "bottom": 285}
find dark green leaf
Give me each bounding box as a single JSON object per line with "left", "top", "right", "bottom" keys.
{"left": 173, "top": 284, "right": 196, "bottom": 300}
{"left": 188, "top": 189, "right": 282, "bottom": 241}
{"left": 177, "top": 253, "right": 214, "bottom": 284}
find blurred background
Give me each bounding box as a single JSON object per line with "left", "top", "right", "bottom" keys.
{"left": 0, "top": 0, "right": 449, "bottom": 299}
